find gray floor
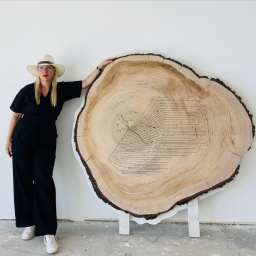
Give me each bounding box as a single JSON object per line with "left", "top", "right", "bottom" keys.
{"left": 0, "top": 220, "right": 256, "bottom": 256}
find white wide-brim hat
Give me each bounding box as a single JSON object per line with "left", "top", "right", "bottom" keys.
{"left": 27, "top": 54, "right": 65, "bottom": 78}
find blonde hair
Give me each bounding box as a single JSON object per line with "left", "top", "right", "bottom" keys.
{"left": 34, "top": 66, "right": 58, "bottom": 106}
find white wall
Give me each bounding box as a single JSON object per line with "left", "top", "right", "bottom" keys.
{"left": 0, "top": 1, "right": 255, "bottom": 223}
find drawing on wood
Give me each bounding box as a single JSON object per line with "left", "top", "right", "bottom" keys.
{"left": 74, "top": 54, "right": 255, "bottom": 219}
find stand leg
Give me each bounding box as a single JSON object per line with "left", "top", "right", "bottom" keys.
{"left": 188, "top": 198, "right": 200, "bottom": 237}
{"left": 119, "top": 211, "right": 130, "bottom": 235}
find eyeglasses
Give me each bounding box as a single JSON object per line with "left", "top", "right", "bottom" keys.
{"left": 38, "top": 66, "right": 54, "bottom": 71}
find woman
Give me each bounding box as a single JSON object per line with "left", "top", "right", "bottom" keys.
{"left": 5, "top": 54, "right": 116, "bottom": 254}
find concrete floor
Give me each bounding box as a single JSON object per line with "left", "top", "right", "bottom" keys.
{"left": 0, "top": 220, "right": 256, "bottom": 256}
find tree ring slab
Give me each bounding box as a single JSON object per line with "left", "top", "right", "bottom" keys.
{"left": 74, "top": 53, "right": 255, "bottom": 219}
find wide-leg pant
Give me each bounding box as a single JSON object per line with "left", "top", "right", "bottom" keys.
{"left": 12, "top": 114, "right": 58, "bottom": 236}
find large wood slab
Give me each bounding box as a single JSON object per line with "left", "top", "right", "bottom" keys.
{"left": 74, "top": 54, "right": 255, "bottom": 219}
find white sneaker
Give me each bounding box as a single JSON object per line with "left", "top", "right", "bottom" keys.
{"left": 21, "top": 225, "right": 35, "bottom": 240}
{"left": 44, "top": 235, "right": 59, "bottom": 254}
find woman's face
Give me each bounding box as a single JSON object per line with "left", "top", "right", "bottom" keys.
{"left": 37, "top": 65, "right": 55, "bottom": 82}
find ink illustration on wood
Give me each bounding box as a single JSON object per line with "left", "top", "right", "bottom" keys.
{"left": 74, "top": 54, "right": 255, "bottom": 219}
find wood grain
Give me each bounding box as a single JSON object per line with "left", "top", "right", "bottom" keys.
{"left": 74, "top": 53, "right": 255, "bottom": 219}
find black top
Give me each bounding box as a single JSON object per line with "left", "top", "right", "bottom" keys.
{"left": 10, "top": 81, "right": 82, "bottom": 121}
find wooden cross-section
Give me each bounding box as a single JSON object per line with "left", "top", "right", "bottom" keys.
{"left": 74, "top": 53, "right": 254, "bottom": 219}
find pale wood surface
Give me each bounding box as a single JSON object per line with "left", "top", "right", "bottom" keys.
{"left": 74, "top": 54, "right": 254, "bottom": 218}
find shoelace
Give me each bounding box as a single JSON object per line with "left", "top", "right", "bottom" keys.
{"left": 24, "top": 226, "right": 34, "bottom": 233}
{"left": 47, "top": 235, "right": 57, "bottom": 243}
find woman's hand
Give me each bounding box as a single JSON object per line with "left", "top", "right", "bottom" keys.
{"left": 82, "top": 57, "right": 118, "bottom": 90}
{"left": 98, "top": 57, "right": 117, "bottom": 69}
{"left": 5, "top": 140, "right": 12, "bottom": 158}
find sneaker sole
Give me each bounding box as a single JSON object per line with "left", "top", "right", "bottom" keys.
{"left": 45, "top": 247, "right": 59, "bottom": 254}
{"left": 22, "top": 234, "right": 34, "bottom": 240}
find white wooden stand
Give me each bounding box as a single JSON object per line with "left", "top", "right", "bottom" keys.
{"left": 188, "top": 198, "right": 200, "bottom": 237}
{"left": 119, "top": 210, "right": 130, "bottom": 235}
{"left": 119, "top": 198, "right": 200, "bottom": 237}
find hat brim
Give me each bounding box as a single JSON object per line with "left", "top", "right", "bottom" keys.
{"left": 27, "top": 64, "right": 65, "bottom": 78}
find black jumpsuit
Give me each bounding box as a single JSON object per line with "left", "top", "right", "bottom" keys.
{"left": 10, "top": 80, "right": 82, "bottom": 236}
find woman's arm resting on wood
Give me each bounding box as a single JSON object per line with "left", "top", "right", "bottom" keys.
{"left": 5, "top": 113, "right": 22, "bottom": 157}
{"left": 82, "top": 57, "right": 117, "bottom": 90}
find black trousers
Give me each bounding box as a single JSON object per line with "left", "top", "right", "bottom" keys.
{"left": 12, "top": 114, "right": 58, "bottom": 236}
